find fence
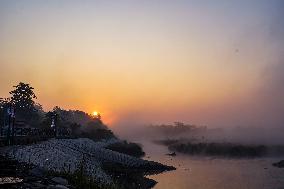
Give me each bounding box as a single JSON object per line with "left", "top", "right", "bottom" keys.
{"left": 0, "top": 127, "right": 71, "bottom": 147}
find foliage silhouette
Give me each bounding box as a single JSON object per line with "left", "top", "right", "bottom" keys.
{"left": 8, "top": 82, "right": 40, "bottom": 124}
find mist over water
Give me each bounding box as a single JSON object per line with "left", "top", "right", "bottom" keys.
{"left": 114, "top": 123, "right": 284, "bottom": 189}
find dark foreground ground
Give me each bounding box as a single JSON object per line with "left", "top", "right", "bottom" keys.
{"left": 0, "top": 155, "right": 73, "bottom": 189}
{"left": 0, "top": 155, "right": 162, "bottom": 189}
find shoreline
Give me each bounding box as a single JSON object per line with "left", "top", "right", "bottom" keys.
{"left": 0, "top": 138, "right": 175, "bottom": 189}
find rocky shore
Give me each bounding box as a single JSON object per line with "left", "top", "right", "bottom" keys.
{"left": 0, "top": 138, "right": 175, "bottom": 188}
{"left": 0, "top": 155, "right": 72, "bottom": 189}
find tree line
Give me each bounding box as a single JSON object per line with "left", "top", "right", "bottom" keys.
{"left": 0, "top": 82, "right": 115, "bottom": 140}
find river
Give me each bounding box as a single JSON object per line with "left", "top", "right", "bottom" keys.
{"left": 138, "top": 140, "right": 284, "bottom": 189}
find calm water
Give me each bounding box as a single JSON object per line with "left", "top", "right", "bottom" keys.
{"left": 140, "top": 140, "right": 284, "bottom": 189}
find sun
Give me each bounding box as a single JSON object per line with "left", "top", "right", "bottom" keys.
{"left": 92, "top": 111, "right": 99, "bottom": 116}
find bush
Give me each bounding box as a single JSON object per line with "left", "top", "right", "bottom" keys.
{"left": 106, "top": 141, "right": 145, "bottom": 158}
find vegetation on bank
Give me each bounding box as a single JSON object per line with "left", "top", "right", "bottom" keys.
{"left": 106, "top": 141, "right": 145, "bottom": 158}
{"left": 156, "top": 139, "right": 284, "bottom": 157}
{"left": 171, "top": 142, "right": 266, "bottom": 157}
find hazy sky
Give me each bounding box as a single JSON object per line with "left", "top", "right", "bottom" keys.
{"left": 0, "top": 0, "right": 283, "bottom": 128}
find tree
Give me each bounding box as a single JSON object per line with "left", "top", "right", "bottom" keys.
{"left": 0, "top": 98, "right": 10, "bottom": 132}
{"left": 40, "top": 111, "right": 53, "bottom": 129}
{"left": 10, "top": 82, "right": 37, "bottom": 109}
{"left": 9, "top": 82, "right": 37, "bottom": 121}
{"left": 0, "top": 97, "right": 10, "bottom": 109}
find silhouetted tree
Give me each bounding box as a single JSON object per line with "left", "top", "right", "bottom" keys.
{"left": 9, "top": 82, "right": 37, "bottom": 122}
{"left": 0, "top": 98, "right": 10, "bottom": 133}
{"left": 10, "top": 82, "right": 36, "bottom": 109}
{"left": 70, "top": 123, "right": 81, "bottom": 135}
{"left": 40, "top": 111, "right": 54, "bottom": 129}
{"left": 48, "top": 106, "right": 113, "bottom": 139}
{"left": 0, "top": 97, "right": 10, "bottom": 109}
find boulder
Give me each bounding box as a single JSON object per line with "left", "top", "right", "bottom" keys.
{"left": 54, "top": 185, "right": 69, "bottom": 189}
{"left": 51, "top": 177, "right": 68, "bottom": 185}
{"left": 29, "top": 167, "right": 45, "bottom": 177}
{"left": 272, "top": 160, "right": 284, "bottom": 168}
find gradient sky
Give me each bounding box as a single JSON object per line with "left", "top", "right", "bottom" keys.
{"left": 0, "top": 0, "right": 284, "bottom": 128}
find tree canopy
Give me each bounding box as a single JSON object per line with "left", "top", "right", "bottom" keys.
{"left": 7, "top": 82, "right": 39, "bottom": 122}
{"left": 9, "top": 82, "right": 37, "bottom": 110}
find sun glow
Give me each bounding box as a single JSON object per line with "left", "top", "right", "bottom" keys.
{"left": 92, "top": 111, "right": 99, "bottom": 116}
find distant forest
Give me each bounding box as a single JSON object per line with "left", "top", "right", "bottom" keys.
{"left": 148, "top": 122, "right": 207, "bottom": 137}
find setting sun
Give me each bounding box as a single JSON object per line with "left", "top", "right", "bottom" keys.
{"left": 92, "top": 111, "right": 99, "bottom": 116}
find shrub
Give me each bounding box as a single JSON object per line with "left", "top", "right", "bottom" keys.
{"left": 106, "top": 141, "right": 145, "bottom": 158}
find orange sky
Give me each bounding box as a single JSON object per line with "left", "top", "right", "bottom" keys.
{"left": 1, "top": 1, "right": 284, "bottom": 127}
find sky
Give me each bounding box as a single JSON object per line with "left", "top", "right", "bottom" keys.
{"left": 0, "top": 0, "right": 284, "bottom": 128}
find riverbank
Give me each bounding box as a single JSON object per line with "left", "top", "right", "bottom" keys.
{"left": 0, "top": 138, "right": 175, "bottom": 188}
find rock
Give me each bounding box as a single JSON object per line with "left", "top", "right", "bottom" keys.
{"left": 29, "top": 167, "right": 45, "bottom": 177}
{"left": 23, "top": 183, "right": 33, "bottom": 187}
{"left": 166, "top": 152, "right": 176, "bottom": 156}
{"left": 32, "top": 182, "right": 46, "bottom": 188}
{"left": 51, "top": 177, "right": 68, "bottom": 185}
{"left": 41, "top": 178, "right": 53, "bottom": 185}
{"left": 272, "top": 160, "right": 284, "bottom": 168}
{"left": 54, "top": 184, "right": 69, "bottom": 189}
{"left": 0, "top": 177, "right": 23, "bottom": 184}
{"left": 24, "top": 176, "right": 38, "bottom": 182}
{"left": 47, "top": 185, "right": 56, "bottom": 189}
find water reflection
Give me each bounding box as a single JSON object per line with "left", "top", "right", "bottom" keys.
{"left": 140, "top": 141, "right": 284, "bottom": 189}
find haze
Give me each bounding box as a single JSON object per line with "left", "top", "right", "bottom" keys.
{"left": 1, "top": 0, "right": 283, "bottom": 128}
